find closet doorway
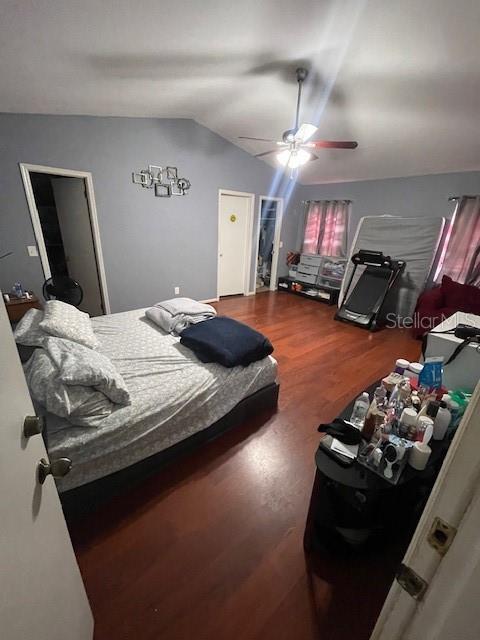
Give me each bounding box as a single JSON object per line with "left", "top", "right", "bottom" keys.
{"left": 255, "top": 196, "right": 283, "bottom": 293}
{"left": 20, "top": 164, "right": 110, "bottom": 316}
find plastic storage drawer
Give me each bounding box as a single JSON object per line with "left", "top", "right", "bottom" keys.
{"left": 297, "top": 263, "right": 320, "bottom": 275}
{"left": 300, "top": 254, "right": 323, "bottom": 267}
{"left": 296, "top": 272, "right": 317, "bottom": 285}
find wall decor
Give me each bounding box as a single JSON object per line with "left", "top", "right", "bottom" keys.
{"left": 132, "top": 165, "right": 191, "bottom": 197}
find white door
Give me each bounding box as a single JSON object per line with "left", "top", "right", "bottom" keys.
{"left": 218, "top": 192, "right": 252, "bottom": 297}
{"left": 372, "top": 381, "right": 480, "bottom": 640}
{"left": 0, "top": 298, "right": 93, "bottom": 640}
{"left": 51, "top": 178, "right": 103, "bottom": 317}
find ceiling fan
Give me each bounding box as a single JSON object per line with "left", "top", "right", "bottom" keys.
{"left": 239, "top": 67, "right": 358, "bottom": 170}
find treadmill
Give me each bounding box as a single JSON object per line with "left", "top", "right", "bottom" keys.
{"left": 335, "top": 250, "right": 406, "bottom": 331}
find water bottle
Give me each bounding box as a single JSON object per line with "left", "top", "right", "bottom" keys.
{"left": 12, "top": 282, "right": 23, "bottom": 298}
{"left": 350, "top": 392, "right": 370, "bottom": 429}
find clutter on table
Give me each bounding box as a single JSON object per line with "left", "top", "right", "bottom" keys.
{"left": 348, "top": 356, "right": 471, "bottom": 484}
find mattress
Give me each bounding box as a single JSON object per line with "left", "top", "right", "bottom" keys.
{"left": 46, "top": 308, "right": 278, "bottom": 491}
{"left": 339, "top": 215, "right": 445, "bottom": 319}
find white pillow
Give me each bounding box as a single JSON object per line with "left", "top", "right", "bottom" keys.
{"left": 13, "top": 308, "right": 46, "bottom": 347}
{"left": 45, "top": 337, "right": 130, "bottom": 406}
{"left": 23, "top": 349, "right": 115, "bottom": 427}
{"left": 39, "top": 300, "right": 100, "bottom": 349}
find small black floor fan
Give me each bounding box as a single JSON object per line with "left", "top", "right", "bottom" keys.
{"left": 43, "top": 276, "right": 84, "bottom": 307}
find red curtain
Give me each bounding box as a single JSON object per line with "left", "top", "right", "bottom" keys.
{"left": 437, "top": 196, "right": 480, "bottom": 285}
{"left": 302, "top": 200, "right": 349, "bottom": 257}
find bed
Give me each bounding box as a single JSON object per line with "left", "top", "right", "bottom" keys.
{"left": 40, "top": 308, "right": 278, "bottom": 495}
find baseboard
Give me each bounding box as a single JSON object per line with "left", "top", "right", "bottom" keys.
{"left": 200, "top": 297, "right": 219, "bottom": 303}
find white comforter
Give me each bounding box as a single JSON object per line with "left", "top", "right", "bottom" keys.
{"left": 145, "top": 297, "right": 216, "bottom": 335}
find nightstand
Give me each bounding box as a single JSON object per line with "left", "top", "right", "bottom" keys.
{"left": 3, "top": 293, "right": 42, "bottom": 323}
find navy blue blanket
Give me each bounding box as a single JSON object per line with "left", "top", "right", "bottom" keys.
{"left": 180, "top": 316, "right": 273, "bottom": 367}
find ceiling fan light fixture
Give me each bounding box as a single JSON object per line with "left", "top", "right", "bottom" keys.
{"left": 276, "top": 149, "right": 291, "bottom": 166}
{"left": 276, "top": 148, "right": 312, "bottom": 169}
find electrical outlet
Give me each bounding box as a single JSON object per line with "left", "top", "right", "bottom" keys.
{"left": 174, "top": 286, "right": 180, "bottom": 295}
{"left": 27, "top": 245, "right": 38, "bottom": 257}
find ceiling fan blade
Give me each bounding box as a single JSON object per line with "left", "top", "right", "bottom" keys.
{"left": 307, "top": 140, "right": 358, "bottom": 149}
{"left": 295, "top": 123, "right": 318, "bottom": 142}
{"left": 238, "top": 136, "right": 280, "bottom": 143}
{"left": 254, "top": 149, "right": 279, "bottom": 158}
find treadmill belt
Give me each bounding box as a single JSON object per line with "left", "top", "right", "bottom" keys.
{"left": 345, "top": 267, "right": 392, "bottom": 314}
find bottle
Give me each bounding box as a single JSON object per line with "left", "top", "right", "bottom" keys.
{"left": 404, "top": 362, "right": 423, "bottom": 382}
{"left": 399, "top": 407, "right": 417, "bottom": 439}
{"left": 449, "top": 400, "right": 461, "bottom": 429}
{"left": 411, "top": 391, "right": 421, "bottom": 413}
{"left": 416, "top": 415, "right": 434, "bottom": 442}
{"left": 392, "top": 379, "right": 411, "bottom": 421}
{"left": 350, "top": 392, "right": 370, "bottom": 429}
{"left": 441, "top": 394, "right": 452, "bottom": 407}
{"left": 363, "top": 385, "right": 387, "bottom": 441}
{"left": 417, "top": 398, "right": 439, "bottom": 422}
{"left": 409, "top": 423, "right": 434, "bottom": 471}
{"left": 433, "top": 401, "right": 451, "bottom": 441}
{"left": 373, "top": 384, "right": 387, "bottom": 408}
{"left": 394, "top": 358, "right": 410, "bottom": 375}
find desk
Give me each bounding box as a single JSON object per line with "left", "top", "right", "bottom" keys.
{"left": 304, "top": 382, "right": 449, "bottom": 549}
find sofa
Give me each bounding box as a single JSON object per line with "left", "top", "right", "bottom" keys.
{"left": 412, "top": 275, "right": 480, "bottom": 338}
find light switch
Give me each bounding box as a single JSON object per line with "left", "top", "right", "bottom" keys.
{"left": 279, "top": 241, "right": 283, "bottom": 248}
{"left": 27, "top": 245, "right": 38, "bottom": 257}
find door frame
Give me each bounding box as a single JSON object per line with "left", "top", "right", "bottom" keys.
{"left": 254, "top": 195, "right": 284, "bottom": 293}
{"left": 217, "top": 189, "right": 255, "bottom": 299}
{"left": 371, "top": 380, "right": 480, "bottom": 639}
{"left": 19, "top": 163, "right": 111, "bottom": 314}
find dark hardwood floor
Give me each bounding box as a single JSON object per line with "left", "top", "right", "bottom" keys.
{"left": 68, "top": 292, "right": 422, "bottom": 640}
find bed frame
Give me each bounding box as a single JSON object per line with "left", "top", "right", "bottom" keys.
{"left": 60, "top": 382, "right": 279, "bottom": 520}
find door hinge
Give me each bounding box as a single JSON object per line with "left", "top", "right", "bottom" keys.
{"left": 396, "top": 563, "right": 428, "bottom": 601}
{"left": 427, "top": 516, "right": 457, "bottom": 556}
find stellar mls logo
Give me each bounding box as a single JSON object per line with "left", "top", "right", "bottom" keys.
{"left": 385, "top": 312, "right": 455, "bottom": 329}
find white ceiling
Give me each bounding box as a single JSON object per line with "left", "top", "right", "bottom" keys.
{"left": 1, "top": 0, "right": 479, "bottom": 184}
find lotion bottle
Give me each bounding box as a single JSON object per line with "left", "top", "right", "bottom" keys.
{"left": 433, "top": 401, "right": 451, "bottom": 441}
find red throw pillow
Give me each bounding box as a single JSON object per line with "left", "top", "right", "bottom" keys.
{"left": 415, "top": 285, "right": 445, "bottom": 312}
{"left": 441, "top": 275, "right": 480, "bottom": 313}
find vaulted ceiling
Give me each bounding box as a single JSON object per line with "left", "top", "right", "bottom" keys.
{"left": 1, "top": 0, "right": 479, "bottom": 184}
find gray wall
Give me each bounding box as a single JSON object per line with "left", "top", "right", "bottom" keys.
{"left": 0, "top": 113, "right": 299, "bottom": 312}
{"left": 287, "top": 171, "right": 480, "bottom": 253}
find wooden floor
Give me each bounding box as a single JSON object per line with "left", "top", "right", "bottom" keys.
{"left": 69, "top": 292, "right": 421, "bottom": 640}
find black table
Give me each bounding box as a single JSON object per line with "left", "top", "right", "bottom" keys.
{"left": 304, "top": 381, "right": 449, "bottom": 550}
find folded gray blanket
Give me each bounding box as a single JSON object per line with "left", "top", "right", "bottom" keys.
{"left": 145, "top": 297, "right": 216, "bottom": 335}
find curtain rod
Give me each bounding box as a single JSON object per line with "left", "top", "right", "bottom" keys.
{"left": 448, "top": 195, "right": 479, "bottom": 201}
{"left": 301, "top": 199, "right": 352, "bottom": 204}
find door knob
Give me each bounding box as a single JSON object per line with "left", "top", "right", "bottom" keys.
{"left": 23, "top": 415, "right": 45, "bottom": 438}
{"left": 37, "top": 457, "right": 72, "bottom": 485}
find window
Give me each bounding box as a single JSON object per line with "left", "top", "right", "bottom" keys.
{"left": 435, "top": 196, "right": 480, "bottom": 285}
{"left": 302, "top": 200, "right": 349, "bottom": 257}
